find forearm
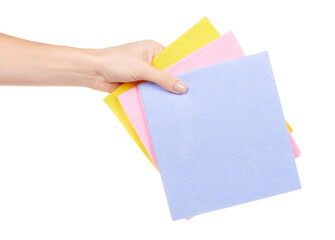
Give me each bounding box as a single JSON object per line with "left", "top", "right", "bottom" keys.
{"left": 0, "top": 33, "right": 99, "bottom": 88}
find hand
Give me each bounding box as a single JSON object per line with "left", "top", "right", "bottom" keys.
{"left": 0, "top": 34, "right": 187, "bottom": 94}
{"left": 88, "top": 40, "right": 188, "bottom": 94}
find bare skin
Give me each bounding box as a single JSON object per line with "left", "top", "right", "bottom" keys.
{"left": 0, "top": 34, "right": 187, "bottom": 94}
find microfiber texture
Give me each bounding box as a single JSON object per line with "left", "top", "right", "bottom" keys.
{"left": 139, "top": 52, "right": 301, "bottom": 220}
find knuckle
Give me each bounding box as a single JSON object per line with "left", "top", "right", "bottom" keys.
{"left": 140, "top": 40, "right": 165, "bottom": 62}
{"left": 143, "top": 39, "right": 158, "bottom": 46}
{"left": 144, "top": 39, "right": 164, "bottom": 52}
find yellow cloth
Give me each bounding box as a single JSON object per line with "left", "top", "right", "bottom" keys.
{"left": 103, "top": 17, "right": 221, "bottom": 168}
{"left": 286, "top": 121, "right": 293, "bottom": 133}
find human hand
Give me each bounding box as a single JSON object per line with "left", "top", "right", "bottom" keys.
{"left": 0, "top": 34, "right": 187, "bottom": 94}
{"left": 87, "top": 40, "right": 188, "bottom": 94}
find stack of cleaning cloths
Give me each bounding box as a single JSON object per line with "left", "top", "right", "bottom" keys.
{"left": 104, "top": 17, "right": 301, "bottom": 221}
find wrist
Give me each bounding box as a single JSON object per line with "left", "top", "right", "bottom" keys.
{"left": 70, "top": 48, "right": 103, "bottom": 89}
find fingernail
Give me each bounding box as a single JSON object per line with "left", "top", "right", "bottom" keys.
{"left": 173, "top": 81, "right": 187, "bottom": 94}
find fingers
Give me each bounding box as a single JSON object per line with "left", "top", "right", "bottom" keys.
{"left": 141, "top": 65, "right": 187, "bottom": 94}
{"left": 140, "top": 41, "right": 187, "bottom": 94}
{"left": 141, "top": 40, "right": 165, "bottom": 63}
{"left": 149, "top": 40, "right": 165, "bottom": 56}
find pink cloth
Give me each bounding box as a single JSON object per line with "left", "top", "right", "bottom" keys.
{"left": 289, "top": 132, "right": 301, "bottom": 158}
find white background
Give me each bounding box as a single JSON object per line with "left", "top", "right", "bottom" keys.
{"left": 0, "top": 0, "right": 334, "bottom": 239}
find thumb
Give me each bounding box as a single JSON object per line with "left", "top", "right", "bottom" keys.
{"left": 141, "top": 65, "right": 188, "bottom": 94}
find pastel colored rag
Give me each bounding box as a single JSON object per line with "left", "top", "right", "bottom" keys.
{"left": 118, "top": 32, "right": 300, "bottom": 168}
{"left": 139, "top": 52, "right": 301, "bottom": 220}
{"left": 103, "top": 17, "right": 221, "bottom": 168}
